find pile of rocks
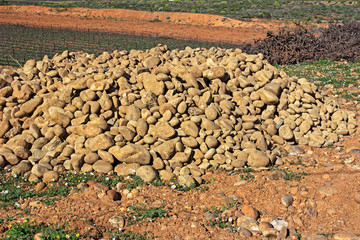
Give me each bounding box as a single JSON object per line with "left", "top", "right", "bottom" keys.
{"left": 0, "top": 45, "right": 356, "bottom": 184}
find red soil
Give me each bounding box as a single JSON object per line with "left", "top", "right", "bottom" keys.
{"left": 0, "top": 5, "right": 327, "bottom": 44}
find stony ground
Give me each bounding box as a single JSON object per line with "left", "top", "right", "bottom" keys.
{"left": 0, "top": 7, "right": 359, "bottom": 240}
{"left": 0, "top": 134, "right": 360, "bottom": 239}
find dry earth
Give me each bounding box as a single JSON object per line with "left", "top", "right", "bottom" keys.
{"left": 0, "top": 6, "right": 359, "bottom": 240}
{"left": 0, "top": 6, "right": 328, "bottom": 44}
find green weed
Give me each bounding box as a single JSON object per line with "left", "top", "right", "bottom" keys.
{"left": 39, "top": 198, "right": 59, "bottom": 206}
{"left": 239, "top": 173, "right": 255, "bottom": 182}
{"left": 204, "top": 201, "right": 237, "bottom": 229}
{"left": 111, "top": 231, "right": 154, "bottom": 240}
{"left": 278, "top": 60, "right": 360, "bottom": 89}
{"left": 317, "top": 232, "right": 335, "bottom": 238}
{"left": 1, "top": 220, "right": 80, "bottom": 240}
{"left": 281, "top": 169, "right": 308, "bottom": 181}
{"left": 125, "top": 204, "right": 167, "bottom": 226}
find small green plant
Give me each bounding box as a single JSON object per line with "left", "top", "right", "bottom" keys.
{"left": 2, "top": 220, "right": 80, "bottom": 240}
{"left": 239, "top": 173, "right": 255, "bottom": 182}
{"left": 125, "top": 204, "right": 167, "bottom": 225}
{"left": 149, "top": 18, "right": 162, "bottom": 22}
{"left": 317, "top": 232, "right": 335, "bottom": 238}
{"left": 295, "top": 230, "right": 302, "bottom": 239}
{"left": 111, "top": 231, "right": 154, "bottom": 240}
{"left": 289, "top": 156, "right": 305, "bottom": 166}
{"left": 204, "top": 201, "right": 237, "bottom": 229}
{"left": 39, "top": 198, "right": 59, "bottom": 205}
{"left": 282, "top": 170, "right": 308, "bottom": 181}
{"left": 207, "top": 219, "right": 230, "bottom": 229}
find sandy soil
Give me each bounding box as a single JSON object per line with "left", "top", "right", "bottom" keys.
{"left": 0, "top": 5, "right": 327, "bottom": 44}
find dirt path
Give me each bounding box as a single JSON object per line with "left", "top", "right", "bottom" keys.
{"left": 0, "top": 5, "right": 327, "bottom": 44}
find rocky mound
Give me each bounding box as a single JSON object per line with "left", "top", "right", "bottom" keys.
{"left": 0, "top": 45, "right": 356, "bottom": 185}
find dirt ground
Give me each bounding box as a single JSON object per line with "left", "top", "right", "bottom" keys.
{"left": 0, "top": 5, "right": 327, "bottom": 44}
{"left": 0, "top": 132, "right": 360, "bottom": 239}
{"left": 0, "top": 6, "right": 359, "bottom": 240}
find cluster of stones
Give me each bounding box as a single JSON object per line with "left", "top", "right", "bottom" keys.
{"left": 0, "top": 45, "right": 356, "bottom": 184}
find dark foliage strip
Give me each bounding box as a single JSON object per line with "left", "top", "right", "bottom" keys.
{"left": 242, "top": 21, "right": 360, "bottom": 65}
{"left": 0, "top": 21, "right": 359, "bottom": 67}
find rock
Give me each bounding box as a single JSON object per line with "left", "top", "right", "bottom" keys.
{"left": 299, "top": 121, "right": 312, "bottom": 134}
{"left": 279, "top": 125, "right": 294, "bottom": 141}
{"left": 268, "top": 170, "right": 286, "bottom": 180}
{"left": 247, "top": 150, "right": 270, "bottom": 168}
{"left": 92, "top": 182, "right": 110, "bottom": 192}
{"left": 0, "top": 156, "right": 6, "bottom": 168}
{"left": 278, "top": 226, "right": 289, "bottom": 239}
{"left": 258, "top": 89, "right": 279, "bottom": 105}
{"left": 0, "top": 120, "right": 11, "bottom": 138}
{"left": 2, "top": 151, "right": 20, "bottom": 165}
{"left": 34, "top": 233, "right": 48, "bottom": 240}
{"left": 270, "top": 219, "right": 288, "bottom": 231}
{"left": 136, "top": 118, "right": 149, "bottom": 137}
{"left": 159, "top": 169, "right": 175, "bottom": 181}
{"left": 318, "top": 185, "right": 338, "bottom": 196}
{"left": 86, "top": 134, "right": 114, "bottom": 151}
{"left": 70, "top": 154, "right": 84, "bottom": 171}
{"left": 155, "top": 122, "right": 176, "bottom": 140}
{"left": 281, "top": 194, "right": 294, "bottom": 207}
{"left": 118, "top": 126, "right": 135, "bottom": 141}
{"left": 178, "top": 175, "right": 196, "bottom": 187}
{"left": 42, "top": 171, "right": 59, "bottom": 183}
{"left": 50, "top": 112, "right": 71, "bottom": 127}
{"left": 203, "top": 212, "right": 216, "bottom": 221}
{"left": 333, "top": 233, "right": 360, "bottom": 240}
{"left": 114, "top": 163, "right": 140, "bottom": 176}
{"left": 259, "top": 221, "right": 273, "bottom": 232}
{"left": 201, "top": 118, "right": 220, "bottom": 130}
{"left": 109, "top": 215, "right": 125, "bottom": 229}
{"left": 144, "top": 56, "right": 160, "bottom": 69}
{"left": 126, "top": 105, "right": 141, "bottom": 121}
{"left": 239, "top": 228, "right": 253, "bottom": 238}
{"left": 241, "top": 205, "right": 260, "bottom": 220}
{"left": 154, "top": 140, "right": 176, "bottom": 160}
{"left": 107, "top": 190, "right": 121, "bottom": 201}
{"left": 141, "top": 73, "right": 165, "bottom": 96}
{"left": 109, "top": 144, "right": 151, "bottom": 165}
{"left": 289, "top": 146, "right": 305, "bottom": 155}
{"left": 11, "top": 161, "right": 32, "bottom": 175}
{"left": 16, "top": 96, "right": 43, "bottom": 117}
{"left": 98, "top": 150, "right": 114, "bottom": 163}
{"left": 263, "top": 228, "right": 278, "bottom": 237}
{"left": 236, "top": 215, "right": 259, "bottom": 231}
{"left": 205, "top": 105, "right": 219, "bottom": 120}
{"left": 35, "top": 182, "right": 47, "bottom": 191}
{"left": 136, "top": 165, "right": 157, "bottom": 182}
{"left": 205, "top": 136, "right": 219, "bottom": 148}
{"left": 355, "top": 190, "right": 360, "bottom": 204}
{"left": 93, "top": 160, "right": 113, "bottom": 173}
{"left": 203, "top": 67, "right": 226, "bottom": 80}
{"left": 31, "top": 164, "right": 52, "bottom": 177}
{"left": 84, "top": 152, "right": 99, "bottom": 164}
{"left": 181, "top": 121, "right": 199, "bottom": 138}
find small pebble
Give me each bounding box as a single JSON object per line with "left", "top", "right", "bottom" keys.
{"left": 281, "top": 194, "right": 294, "bottom": 207}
